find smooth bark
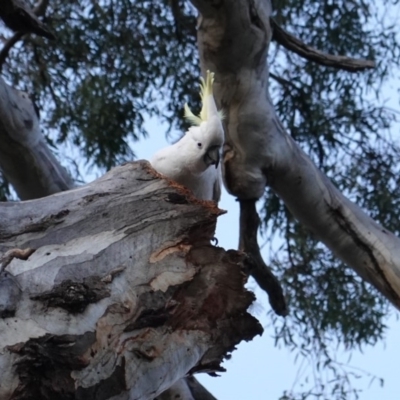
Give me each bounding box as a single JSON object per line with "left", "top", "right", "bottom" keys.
{"left": 0, "top": 76, "right": 74, "bottom": 199}
{"left": 191, "top": 0, "right": 400, "bottom": 308}
{"left": 270, "top": 19, "right": 375, "bottom": 72}
{"left": 0, "top": 161, "right": 261, "bottom": 399}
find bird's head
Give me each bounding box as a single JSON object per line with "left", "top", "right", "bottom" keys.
{"left": 184, "top": 71, "right": 224, "bottom": 169}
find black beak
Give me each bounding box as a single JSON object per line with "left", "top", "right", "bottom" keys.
{"left": 204, "top": 146, "right": 221, "bottom": 168}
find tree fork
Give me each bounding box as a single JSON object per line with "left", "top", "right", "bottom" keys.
{"left": 191, "top": 0, "right": 400, "bottom": 309}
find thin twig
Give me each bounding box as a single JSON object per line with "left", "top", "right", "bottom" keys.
{"left": 0, "top": 31, "right": 24, "bottom": 72}
{"left": 269, "top": 71, "right": 302, "bottom": 91}
{"left": 271, "top": 18, "right": 375, "bottom": 72}
{"left": 0, "top": 0, "right": 55, "bottom": 71}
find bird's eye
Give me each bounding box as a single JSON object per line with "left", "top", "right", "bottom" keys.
{"left": 197, "top": 142, "right": 202, "bottom": 148}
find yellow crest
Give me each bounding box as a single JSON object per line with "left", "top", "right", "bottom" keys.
{"left": 184, "top": 70, "right": 224, "bottom": 126}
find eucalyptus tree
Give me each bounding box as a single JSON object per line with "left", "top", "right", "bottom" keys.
{"left": 0, "top": 0, "right": 399, "bottom": 399}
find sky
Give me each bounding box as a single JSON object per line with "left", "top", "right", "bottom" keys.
{"left": 128, "top": 118, "right": 400, "bottom": 400}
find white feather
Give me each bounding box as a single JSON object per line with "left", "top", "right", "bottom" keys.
{"left": 150, "top": 71, "right": 224, "bottom": 202}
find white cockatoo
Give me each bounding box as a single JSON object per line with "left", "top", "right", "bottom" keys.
{"left": 150, "top": 71, "right": 224, "bottom": 202}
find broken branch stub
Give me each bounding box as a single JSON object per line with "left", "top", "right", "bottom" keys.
{"left": 0, "top": 161, "right": 262, "bottom": 400}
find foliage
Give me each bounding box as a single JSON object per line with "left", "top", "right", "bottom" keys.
{"left": 263, "top": 0, "right": 400, "bottom": 398}
{"left": 1, "top": 0, "right": 400, "bottom": 399}
{"left": 2, "top": 0, "right": 198, "bottom": 171}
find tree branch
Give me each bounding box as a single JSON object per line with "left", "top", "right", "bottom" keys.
{"left": 168, "top": 0, "right": 197, "bottom": 41}
{"left": 0, "top": 76, "right": 74, "bottom": 199}
{"left": 270, "top": 19, "right": 375, "bottom": 72}
{"left": 0, "top": 0, "right": 53, "bottom": 71}
{"left": 0, "top": 0, "right": 55, "bottom": 40}
{"left": 186, "top": 377, "right": 218, "bottom": 400}
{"left": 0, "top": 31, "right": 24, "bottom": 72}
{"left": 239, "top": 199, "right": 288, "bottom": 316}
{"left": 192, "top": 0, "right": 400, "bottom": 309}
{"left": 156, "top": 377, "right": 218, "bottom": 400}
{"left": 33, "top": 0, "right": 50, "bottom": 16}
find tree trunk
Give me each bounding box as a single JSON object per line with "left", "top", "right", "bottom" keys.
{"left": 0, "top": 161, "right": 262, "bottom": 399}
{"left": 191, "top": 0, "right": 400, "bottom": 309}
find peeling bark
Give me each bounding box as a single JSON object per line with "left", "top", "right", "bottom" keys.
{"left": 191, "top": 0, "right": 400, "bottom": 309}
{"left": 0, "top": 161, "right": 262, "bottom": 400}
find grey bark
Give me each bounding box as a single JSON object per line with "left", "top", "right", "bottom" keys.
{"left": 191, "top": 0, "right": 400, "bottom": 309}
{"left": 0, "top": 76, "right": 74, "bottom": 199}
{"left": 270, "top": 19, "right": 375, "bottom": 72}
{"left": 0, "top": 3, "right": 230, "bottom": 397}
{"left": 155, "top": 377, "right": 217, "bottom": 400}
{"left": 0, "top": 73, "right": 226, "bottom": 397}
{"left": 0, "top": 161, "right": 262, "bottom": 399}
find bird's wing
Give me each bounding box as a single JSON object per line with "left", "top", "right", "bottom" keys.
{"left": 150, "top": 139, "right": 192, "bottom": 183}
